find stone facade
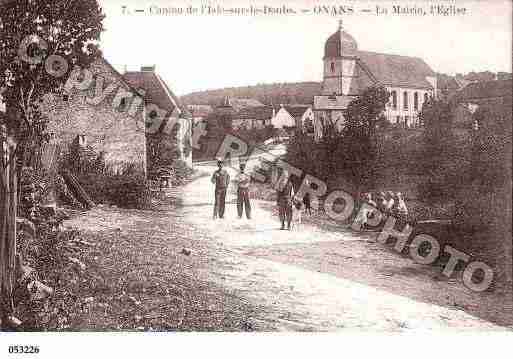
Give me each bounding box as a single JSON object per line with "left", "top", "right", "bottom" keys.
{"left": 41, "top": 58, "right": 147, "bottom": 174}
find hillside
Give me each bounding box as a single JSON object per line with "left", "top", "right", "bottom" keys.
{"left": 180, "top": 82, "right": 321, "bottom": 106}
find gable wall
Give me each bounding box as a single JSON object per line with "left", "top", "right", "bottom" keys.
{"left": 41, "top": 59, "right": 147, "bottom": 174}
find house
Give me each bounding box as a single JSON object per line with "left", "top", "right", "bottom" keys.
{"left": 213, "top": 97, "right": 272, "bottom": 130}
{"left": 41, "top": 57, "right": 148, "bottom": 175}
{"left": 229, "top": 98, "right": 265, "bottom": 112}
{"left": 436, "top": 73, "right": 462, "bottom": 99}
{"left": 271, "top": 105, "right": 314, "bottom": 132}
{"left": 187, "top": 104, "right": 213, "bottom": 124}
{"left": 41, "top": 59, "right": 192, "bottom": 178}
{"left": 124, "top": 65, "right": 193, "bottom": 169}
{"left": 235, "top": 106, "right": 274, "bottom": 130}
{"left": 314, "top": 21, "right": 437, "bottom": 134}
{"left": 453, "top": 79, "right": 513, "bottom": 130}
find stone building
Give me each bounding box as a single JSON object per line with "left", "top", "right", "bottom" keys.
{"left": 124, "top": 65, "right": 193, "bottom": 170}
{"left": 42, "top": 57, "right": 147, "bottom": 174}
{"left": 272, "top": 105, "right": 313, "bottom": 131}
{"left": 41, "top": 58, "right": 192, "bottom": 177}
{"left": 314, "top": 21, "right": 437, "bottom": 133}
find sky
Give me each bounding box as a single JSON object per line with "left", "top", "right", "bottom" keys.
{"left": 99, "top": 0, "right": 513, "bottom": 96}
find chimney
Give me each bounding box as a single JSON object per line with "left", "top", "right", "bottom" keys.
{"left": 141, "top": 65, "right": 156, "bottom": 72}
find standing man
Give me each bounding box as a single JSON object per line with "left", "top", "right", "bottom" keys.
{"left": 235, "top": 163, "right": 251, "bottom": 219}
{"left": 211, "top": 160, "right": 230, "bottom": 219}
{"left": 276, "top": 170, "right": 294, "bottom": 230}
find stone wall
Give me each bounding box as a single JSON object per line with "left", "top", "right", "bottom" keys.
{"left": 41, "top": 59, "right": 146, "bottom": 174}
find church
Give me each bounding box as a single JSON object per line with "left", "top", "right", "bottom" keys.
{"left": 313, "top": 21, "right": 437, "bottom": 134}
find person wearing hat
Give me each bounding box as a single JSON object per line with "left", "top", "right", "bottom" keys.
{"left": 235, "top": 163, "right": 251, "bottom": 219}
{"left": 393, "top": 192, "right": 408, "bottom": 217}
{"left": 385, "top": 191, "right": 395, "bottom": 215}
{"left": 376, "top": 191, "right": 387, "bottom": 213}
{"left": 211, "top": 159, "right": 230, "bottom": 219}
{"left": 276, "top": 170, "right": 294, "bottom": 230}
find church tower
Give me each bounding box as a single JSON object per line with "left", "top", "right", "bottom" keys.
{"left": 313, "top": 21, "right": 361, "bottom": 136}
{"left": 321, "top": 20, "right": 359, "bottom": 96}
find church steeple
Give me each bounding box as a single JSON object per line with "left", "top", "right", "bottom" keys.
{"left": 321, "top": 22, "right": 359, "bottom": 96}
{"left": 324, "top": 20, "right": 358, "bottom": 59}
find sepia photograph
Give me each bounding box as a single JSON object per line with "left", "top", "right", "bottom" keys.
{"left": 0, "top": 0, "right": 511, "bottom": 357}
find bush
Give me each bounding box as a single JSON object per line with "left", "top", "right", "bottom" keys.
{"left": 170, "top": 160, "right": 194, "bottom": 186}
{"left": 77, "top": 173, "right": 150, "bottom": 209}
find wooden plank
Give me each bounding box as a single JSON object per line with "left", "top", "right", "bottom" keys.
{"left": 61, "top": 169, "right": 95, "bottom": 209}
{"left": 0, "top": 136, "right": 16, "bottom": 322}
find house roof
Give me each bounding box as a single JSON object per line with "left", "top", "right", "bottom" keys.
{"left": 282, "top": 105, "right": 311, "bottom": 119}
{"left": 123, "top": 70, "right": 190, "bottom": 118}
{"left": 229, "top": 98, "right": 265, "bottom": 112}
{"left": 187, "top": 104, "right": 213, "bottom": 117}
{"left": 357, "top": 51, "right": 435, "bottom": 89}
{"left": 455, "top": 79, "right": 512, "bottom": 101}
{"left": 455, "top": 79, "right": 513, "bottom": 119}
{"left": 237, "top": 106, "right": 274, "bottom": 121}
{"left": 437, "top": 73, "right": 460, "bottom": 91}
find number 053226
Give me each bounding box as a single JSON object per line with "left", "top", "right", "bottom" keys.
{"left": 8, "top": 345, "right": 40, "bottom": 354}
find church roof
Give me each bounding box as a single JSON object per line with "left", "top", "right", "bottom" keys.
{"left": 123, "top": 69, "right": 191, "bottom": 118}
{"left": 322, "top": 23, "right": 435, "bottom": 90}
{"left": 324, "top": 25, "right": 358, "bottom": 58}
{"left": 357, "top": 51, "right": 435, "bottom": 89}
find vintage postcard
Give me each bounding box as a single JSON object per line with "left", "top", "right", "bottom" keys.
{"left": 0, "top": 0, "right": 511, "bottom": 357}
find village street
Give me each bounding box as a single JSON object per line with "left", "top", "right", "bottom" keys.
{"left": 62, "top": 165, "right": 512, "bottom": 331}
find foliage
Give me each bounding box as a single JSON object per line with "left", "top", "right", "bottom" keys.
{"left": 471, "top": 107, "right": 512, "bottom": 188}
{"left": 416, "top": 98, "right": 465, "bottom": 201}
{"left": 77, "top": 172, "right": 150, "bottom": 209}
{"left": 147, "top": 131, "right": 181, "bottom": 173}
{"left": 343, "top": 86, "right": 390, "bottom": 138}
{"left": 169, "top": 160, "right": 194, "bottom": 186}
{"left": 181, "top": 82, "right": 320, "bottom": 107}
{"left": 234, "top": 125, "right": 276, "bottom": 145}
{"left": 286, "top": 86, "right": 389, "bottom": 191}
{"left": 0, "top": 0, "right": 105, "bottom": 166}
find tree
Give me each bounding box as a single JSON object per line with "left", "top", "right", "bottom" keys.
{"left": 286, "top": 86, "right": 389, "bottom": 193}
{"left": 471, "top": 106, "right": 512, "bottom": 187}
{"left": 338, "top": 86, "right": 390, "bottom": 189}
{"left": 418, "top": 98, "right": 455, "bottom": 172}
{"left": 0, "top": 0, "right": 104, "bottom": 326}
{"left": 1, "top": 0, "right": 104, "bottom": 165}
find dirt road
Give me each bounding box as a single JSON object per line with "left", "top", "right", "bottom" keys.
{"left": 177, "top": 166, "right": 512, "bottom": 330}
{"left": 62, "top": 166, "right": 512, "bottom": 331}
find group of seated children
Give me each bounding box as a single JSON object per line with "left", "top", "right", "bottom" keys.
{"left": 354, "top": 191, "right": 409, "bottom": 230}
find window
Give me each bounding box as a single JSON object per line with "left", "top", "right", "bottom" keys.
{"left": 414, "top": 92, "right": 419, "bottom": 111}
{"left": 403, "top": 91, "right": 408, "bottom": 110}
{"left": 391, "top": 91, "right": 397, "bottom": 109}
{"left": 424, "top": 93, "right": 429, "bottom": 103}
{"left": 396, "top": 116, "right": 400, "bottom": 124}
{"left": 330, "top": 62, "right": 335, "bottom": 73}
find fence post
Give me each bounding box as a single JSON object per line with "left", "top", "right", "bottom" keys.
{"left": 0, "top": 134, "right": 17, "bottom": 326}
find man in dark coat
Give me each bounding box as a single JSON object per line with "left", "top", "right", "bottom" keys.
{"left": 211, "top": 160, "right": 230, "bottom": 219}
{"left": 276, "top": 170, "right": 294, "bottom": 230}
